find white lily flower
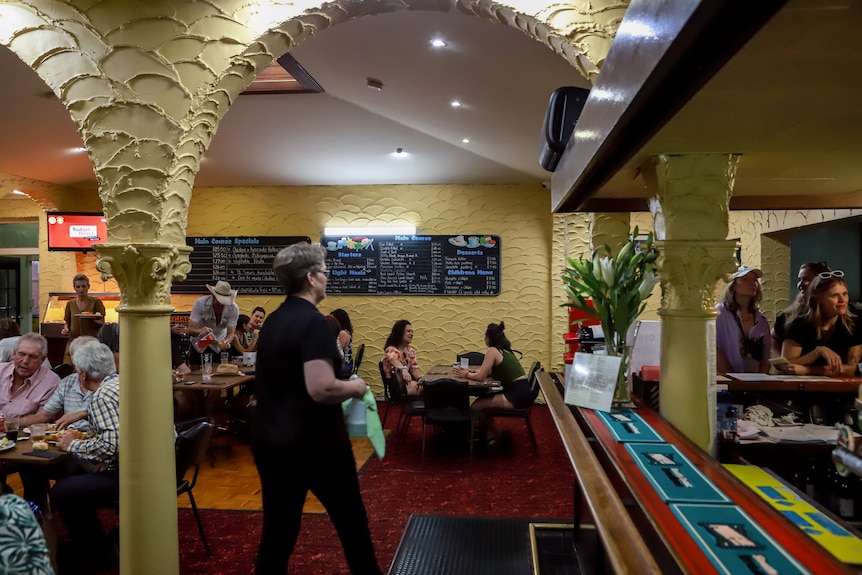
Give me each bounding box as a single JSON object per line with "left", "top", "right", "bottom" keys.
{"left": 599, "top": 257, "right": 615, "bottom": 287}
{"left": 638, "top": 272, "right": 659, "bottom": 300}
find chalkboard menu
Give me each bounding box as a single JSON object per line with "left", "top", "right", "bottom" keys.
{"left": 322, "top": 234, "right": 500, "bottom": 295}
{"left": 172, "top": 236, "right": 310, "bottom": 295}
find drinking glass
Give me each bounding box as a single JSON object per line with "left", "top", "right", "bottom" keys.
{"left": 5, "top": 415, "right": 19, "bottom": 442}
{"left": 202, "top": 354, "right": 213, "bottom": 381}
{"left": 220, "top": 351, "right": 229, "bottom": 364}
{"left": 460, "top": 357, "right": 470, "bottom": 369}
{"left": 30, "top": 423, "right": 46, "bottom": 441}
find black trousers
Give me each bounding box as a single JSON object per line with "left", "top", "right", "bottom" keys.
{"left": 252, "top": 436, "right": 381, "bottom": 575}
{"left": 51, "top": 467, "right": 120, "bottom": 548}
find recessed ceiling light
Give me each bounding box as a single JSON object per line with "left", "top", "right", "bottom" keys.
{"left": 366, "top": 78, "right": 383, "bottom": 91}
{"left": 462, "top": 138, "right": 470, "bottom": 144}
{"left": 12, "top": 189, "right": 26, "bottom": 195}
{"left": 450, "top": 100, "right": 462, "bottom": 108}
{"left": 430, "top": 38, "right": 447, "bottom": 48}
{"left": 392, "top": 148, "right": 409, "bottom": 158}
{"left": 68, "top": 147, "right": 86, "bottom": 154}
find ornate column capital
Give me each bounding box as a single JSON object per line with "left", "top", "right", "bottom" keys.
{"left": 657, "top": 240, "right": 739, "bottom": 313}
{"left": 94, "top": 243, "right": 192, "bottom": 310}
{"left": 643, "top": 154, "right": 740, "bottom": 242}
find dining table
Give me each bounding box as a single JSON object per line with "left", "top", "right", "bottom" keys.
{"left": 421, "top": 364, "right": 502, "bottom": 394}
{"left": 172, "top": 369, "right": 254, "bottom": 393}
{"left": 0, "top": 436, "right": 70, "bottom": 466}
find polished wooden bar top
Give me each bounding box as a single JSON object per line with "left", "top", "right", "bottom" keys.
{"left": 0, "top": 438, "right": 69, "bottom": 465}
{"left": 722, "top": 373, "right": 861, "bottom": 393}
{"left": 172, "top": 369, "right": 254, "bottom": 391}
{"left": 565, "top": 383, "right": 855, "bottom": 574}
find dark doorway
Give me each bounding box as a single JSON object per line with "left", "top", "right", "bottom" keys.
{"left": 0, "top": 256, "right": 20, "bottom": 324}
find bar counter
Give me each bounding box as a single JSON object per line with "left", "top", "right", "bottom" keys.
{"left": 538, "top": 371, "right": 856, "bottom": 574}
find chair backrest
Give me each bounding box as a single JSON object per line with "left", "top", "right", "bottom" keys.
{"left": 351, "top": 343, "right": 365, "bottom": 375}
{"left": 422, "top": 378, "right": 469, "bottom": 413}
{"left": 527, "top": 361, "right": 542, "bottom": 390}
{"left": 176, "top": 421, "right": 215, "bottom": 487}
{"left": 379, "top": 359, "right": 404, "bottom": 403}
{"left": 456, "top": 351, "right": 485, "bottom": 366}
{"left": 52, "top": 363, "right": 75, "bottom": 379}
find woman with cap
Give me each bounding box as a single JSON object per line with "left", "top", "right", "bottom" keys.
{"left": 715, "top": 266, "right": 771, "bottom": 374}
{"left": 771, "top": 261, "right": 831, "bottom": 356}
{"left": 778, "top": 270, "right": 862, "bottom": 376}
{"left": 187, "top": 280, "right": 239, "bottom": 366}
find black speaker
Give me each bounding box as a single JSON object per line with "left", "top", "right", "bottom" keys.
{"left": 538, "top": 87, "right": 590, "bottom": 172}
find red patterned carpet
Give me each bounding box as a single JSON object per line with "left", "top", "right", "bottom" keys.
{"left": 174, "top": 404, "right": 575, "bottom": 574}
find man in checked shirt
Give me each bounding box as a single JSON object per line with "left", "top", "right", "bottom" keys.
{"left": 50, "top": 340, "right": 120, "bottom": 569}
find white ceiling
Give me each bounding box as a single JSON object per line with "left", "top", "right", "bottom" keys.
{"left": 0, "top": 11, "right": 590, "bottom": 191}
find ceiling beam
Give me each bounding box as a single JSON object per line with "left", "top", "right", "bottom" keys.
{"left": 550, "top": 0, "right": 786, "bottom": 214}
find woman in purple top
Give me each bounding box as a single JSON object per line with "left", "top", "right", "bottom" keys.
{"left": 715, "top": 266, "right": 771, "bottom": 374}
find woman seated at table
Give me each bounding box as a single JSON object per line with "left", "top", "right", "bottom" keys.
{"left": 231, "top": 314, "right": 258, "bottom": 356}
{"left": 778, "top": 270, "right": 862, "bottom": 376}
{"left": 715, "top": 266, "right": 771, "bottom": 374}
{"left": 382, "top": 319, "right": 422, "bottom": 395}
{"left": 771, "top": 261, "right": 831, "bottom": 356}
{"left": 453, "top": 321, "right": 536, "bottom": 444}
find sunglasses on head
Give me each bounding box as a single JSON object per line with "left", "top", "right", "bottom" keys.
{"left": 818, "top": 270, "right": 845, "bottom": 279}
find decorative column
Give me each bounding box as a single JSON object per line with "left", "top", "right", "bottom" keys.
{"left": 96, "top": 243, "right": 192, "bottom": 575}
{"left": 641, "top": 154, "right": 740, "bottom": 451}
{"left": 589, "top": 212, "right": 631, "bottom": 255}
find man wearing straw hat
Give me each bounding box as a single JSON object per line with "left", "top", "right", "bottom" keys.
{"left": 187, "top": 280, "right": 239, "bottom": 367}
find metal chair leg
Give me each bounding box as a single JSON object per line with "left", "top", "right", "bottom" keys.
{"left": 187, "top": 490, "right": 211, "bottom": 555}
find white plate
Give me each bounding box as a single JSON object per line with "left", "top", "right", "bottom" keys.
{"left": 74, "top": 313, "right": 101, "bottom": 318}
{"left": 0, "top": 439, "right": 16, "bottom": 452}
{"left": 737, "top": 420, "right": 761, "bottom": 439}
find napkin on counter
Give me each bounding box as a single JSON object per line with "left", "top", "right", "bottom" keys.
{"left": 342, "top": 387, "right": 385, "bottom": 461}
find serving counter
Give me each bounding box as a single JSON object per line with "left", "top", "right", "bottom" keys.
{"left": 538, "top": 371, "right": 858, "bottom": 574}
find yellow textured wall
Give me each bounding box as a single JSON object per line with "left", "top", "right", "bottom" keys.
{"left": 7, "top": 186, "right": 862, "bottom": 387}
{"left": 174, "top": 183, "right": 553, "bottom": 389}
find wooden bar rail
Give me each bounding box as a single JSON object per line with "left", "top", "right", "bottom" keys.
{"left": 537, "top": 371, "right": 661, "bottom": 574}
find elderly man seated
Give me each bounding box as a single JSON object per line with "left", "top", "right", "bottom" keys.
{"left": 19, "top": 336, "right": 97, "bottom": 432}
{"left": 50, "top": 340, "right": 120, "bottom": 571}
{"left": 0, "top": 333, "right": 60, "bottom": 418}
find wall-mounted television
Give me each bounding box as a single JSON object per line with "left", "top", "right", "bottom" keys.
{"left": 46, "top": 212, "right": 108, "bottom": 251}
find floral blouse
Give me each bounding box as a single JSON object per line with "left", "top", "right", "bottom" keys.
{"left": 0, "top": 494, "right": 54, "bottom": 574}
{"left": 383, "top": 345, "right": 419, "bottom": 378}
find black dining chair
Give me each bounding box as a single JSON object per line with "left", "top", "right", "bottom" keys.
{"left": 176, "top": 420, "right": 216, "bottom": 555}
{"left": 351, "top": 343, "right": 365, "bottom": 376}
{"left": 421, "top": 378, "right": 477, "bottom": 467}
{"left": 455, "top": 351, "right": 485, "bottom": 366}
{"left": 480, "top": 361, "right": 542, "bottom": 453}
{"left": 379, "top": 359, "right": 425, "bottom": 449}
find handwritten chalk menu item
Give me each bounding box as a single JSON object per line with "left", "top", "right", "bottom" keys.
{"left": 322, "top": 234, "right": 500, "bottom": 295}
{"left": 172, "top": 236, "right": 311, "bottom": 295}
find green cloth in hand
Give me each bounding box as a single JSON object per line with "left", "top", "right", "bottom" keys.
{"left": 342, "top": 387, "right": 386, "bottom": 460}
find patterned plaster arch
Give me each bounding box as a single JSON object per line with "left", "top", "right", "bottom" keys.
{"left": 0, "top": 0, "right": 626, "bottom": 251}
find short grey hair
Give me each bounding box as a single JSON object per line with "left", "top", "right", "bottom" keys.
{"left": 272, "top": 243, "right": 326, "bottom": 295}
{"left": 72, "top": 273, "right": 90, "bottom": 286}
{"left": 15, "top": 333, "right": 48, "bottom": 358}
{"left": 72, "top": 341, "right": 117, "bottom": 381}
{"left": 69, "top": 336, "right": 99, "bottom": 367}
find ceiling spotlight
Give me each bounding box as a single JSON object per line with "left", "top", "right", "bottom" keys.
{"left": 12, "top": 189, "right": 26, "bottom": 195}
{"left": 450, "top": 100, "right": 462, "bottom": 108}
{"left": 462, "top": 138, "right": 470, "bottom": 144}
{"left": 395, "top": 148, "right": 404, "bottom": 154}
{"left": 366, "top": 78, "right": 384, "bottom": 91}
{"left": 430, "top": 38, "right": 447, "bottom": 48}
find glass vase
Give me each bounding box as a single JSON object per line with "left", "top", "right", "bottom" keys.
{"left": 611, "top": 344, "right": 634, "bottom": 407}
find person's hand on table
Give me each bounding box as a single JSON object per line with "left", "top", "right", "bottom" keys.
{"left": 56, "top": 431, "right": 76, "bottom": 451}
{"left": 55, "top": 411, "right": 87, "bottom": 430}
{"left": 817, "top": 346, "right": 843, "bottom": 373}
{"left": 778, "top": 363, "right": 806, "bottom": 375}
{"left": 452, "top": 367, "right": 470, "bottom": 379}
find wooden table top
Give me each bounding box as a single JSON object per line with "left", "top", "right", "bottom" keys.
{"left": 722, "top": 373, "right": 861, "bottom": 393}
{"left": 0, "top": 437, "right": 69, "bottom": 465}
{"left": 421, "top": 364, "right": 501, "bottom": 390}
{"left": 172, "top": 369, "right": 254, "bottom": 391}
